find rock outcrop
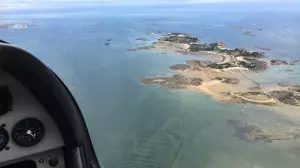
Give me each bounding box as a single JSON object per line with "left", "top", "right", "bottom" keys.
{"left": 269, "top": 91, "right": 300, "bottom": 106}
{"left": 270, "top": 60, "right": 289, "bottom": 65}
{"left": 141, "top": 75, "right": 202, "bottom": 89}
{"left": 215, "top": 77, "right": 240, "bottom": 84}
{"left": 169, "top": 64, "right": 190, "bottom": 71}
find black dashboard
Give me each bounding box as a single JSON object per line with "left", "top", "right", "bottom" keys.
{"left": 0, "top": 69, "right": 65, "bottom": 168}
{"left": 0, "top": 41, "right": 100, "bottom": 168}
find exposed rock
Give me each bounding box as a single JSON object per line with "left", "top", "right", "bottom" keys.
{"left": 243, "top": 31, "right": 255, "bottom": 37}
{"left": 254, "top": 28, "right": 263, "bottom": 31}
{"left": 255, "top": 46, "right": 271, "bottom": 51}
{"left": 270, "top": 60, "right": 289, "bottom": 65}
{"left": 169, "top": 64, "right": 190, "bottom": 71}
{"left": 169, "top": 60, "right": 233, "bottom": 71}
{"left": 269, "top": 91, "right": 300, "bottom": 106}
{"left": 187, "top": 60, "right": 212, "bottom": 70}
{"left": 191, "top": 78, "right": 203, "bottom": 86}
{"left": 141, "top": 75, "right": 202, "bottom": 89}
{"left": 135, "top": 37, "right": 148, "bottom": 41}
{"left": 187, "top": 60, "right": 211, "bottom": 67}
{"left": 127, "top": 48, "right": 138, "bottom": 51}
{"left": 127, "top": 46, "right": 153, "bottom": 51}
{"left": 215, "top": 77, "right": 240, "bottom": 84}
{"left": 238, "top": 60, "right": 267, "bottom": 71}
{"left": 238, "top": 61, "right": 256, "bottom": 68}
{"left": 289, "top": 86, "right": 300, "bottom": 94}
{"left": 215, "top": 77, "right": 223, "bottom": 81}
{"left": 229, "top": 26, "right": 263, "bottom": 31}
{"left": 141, "top": 75, "right": 190, "bottom": 89}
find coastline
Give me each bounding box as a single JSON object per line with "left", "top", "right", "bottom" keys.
{"left": 133, "top": 32, "right": 300, "bottom": 142}
{"left": 134, "top": 32, "right": 300, "bottom": 109}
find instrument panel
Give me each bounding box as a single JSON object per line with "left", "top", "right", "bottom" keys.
{"left": 12, "top": 118, "right": 45, "bottom": 147}
{"left": 0, "top": 69, "right": 64, "bottom": 166}
{"left": 0, "top": 86, "right": 46, "bottom": 149}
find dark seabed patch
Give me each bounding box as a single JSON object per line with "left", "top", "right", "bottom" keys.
{"left": 227, "top": 119, "right": 300, "bottom": 143}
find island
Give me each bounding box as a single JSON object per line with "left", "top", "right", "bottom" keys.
{"left": 129, "top": 32, "right": 300, "bottom": 107}
{"left": 243, "top": 31, "right": 255, "bottom": 37}
{"left": 269, "top": 60, "right": 289, "bottom": 65}
{"left": 0, "top": 23, "right": 28, "bottom": 29}
{"left": 255, "top": 46, "right": 271, "bottom": 51}
{"left": 228, "top": 25, "right": 263, "bottom": 31}
{"left": 135, "top": 37, "right": 149, "bottom": 41}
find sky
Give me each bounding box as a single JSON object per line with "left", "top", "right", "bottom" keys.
{"left": 0, "top": 0, "right": 298, "bottom": 10}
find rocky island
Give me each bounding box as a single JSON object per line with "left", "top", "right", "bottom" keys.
{"left": 255, "top": 46, "right": 271, "bottom": 51}
{"left": 0, "top": 23, "right": 28, "bottom": 29}
{"left": 243, "top": 31, "right": 255, "bottom": 37}
{"left": 269, "top": 60, "right": 289, "bottom": 65}
{"left": 228, "top": 26, "right": 263, "bottom": 31}
{"left": 132, "top": 33, "right": 300, "bottom": 108}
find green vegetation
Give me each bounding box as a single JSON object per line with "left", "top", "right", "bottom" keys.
{"left": 141, "top": 75, "right": 203, "bottom": 89}
{"left": 160, "top": 33, "right": 265, "bottom": 58}
{"left": 238, "top": 61, "right": 256, "bottom": 69}
{"left": 163, "top": 34, "right": 199, "bottom": 44}
{"left": 169, "top": 64, "right": 191, "bottom": 71}
{"left": 189, "top": 43, "right": 218, "bottom": 52}
{"left": 218, "top": 48, "right": 265, "bottom": 58}
{"left": 207, "top": 63, "right": 234, "bottom": 69}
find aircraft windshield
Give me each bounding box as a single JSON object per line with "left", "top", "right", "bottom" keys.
{"left": 1, "top": 1, "right": 300, "bottom": 168}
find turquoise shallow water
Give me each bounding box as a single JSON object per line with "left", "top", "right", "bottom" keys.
{"left": 1, "top": 3, "right": 300, "bottom": 168}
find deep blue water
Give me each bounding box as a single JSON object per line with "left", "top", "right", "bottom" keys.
{"left": 1, "top": 3, "right": 300, "bottom": 168}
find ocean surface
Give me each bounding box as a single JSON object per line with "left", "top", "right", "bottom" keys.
{"left": 1, "top": 3, "right": 300, "bottom": 168}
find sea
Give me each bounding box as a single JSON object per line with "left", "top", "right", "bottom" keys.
{"left": 1, "top": 2, "right": 300, "bottom": 168}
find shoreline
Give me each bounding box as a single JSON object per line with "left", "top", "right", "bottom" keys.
{"left": 135, "top": 32, "right": 300, "bottom": 143}
{"left": 135, "top": 33, "right": 300, "bottom": 108}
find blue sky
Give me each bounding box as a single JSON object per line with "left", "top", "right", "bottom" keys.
{"left": 0, "top": 0, "right": 298, "bottom": 10}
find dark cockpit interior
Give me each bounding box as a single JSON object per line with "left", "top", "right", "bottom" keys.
{"left": 0, "top": 41, "right": 100, "bottom": 168}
